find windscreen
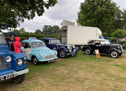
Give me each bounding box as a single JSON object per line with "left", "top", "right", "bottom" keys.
{"left": 99, "top": 35, "right": 104, "bottom": 39}
{"left": 0, "top": 34, "right": 6, "bottom": 44}
{"left": 31, "top": 42, "right": 46, "bottom": 48}
{"left": 50, "top": 40, "right": 60, "bottom": 44}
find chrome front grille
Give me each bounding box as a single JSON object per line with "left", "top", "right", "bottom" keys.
{"left": 0, "top": 56, "right": 5, "bottom": 70}
{"left": 67, "top": 45, "right": 73, "bottom": 52}
{"left": 0, "top": 56, "right": 11, "bottom": 70}
{"left": 45, "top": 55, "right": 55, "bottom": 59}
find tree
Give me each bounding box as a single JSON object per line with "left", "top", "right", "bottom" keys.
{"left": 0, "top": 29, "right": 2, "bottom": 32}
{"left": 43, "top": 25, "right": 61, "bottom": 35}
{"left": 43, "top": 25, "right": 52, "bottom": 35}
{"left": 77, "top": 0, "right": 118, "bottom": 36}
{"left": 111, "top": 29, "right": 126, "bottom": 38}
{"left": 51, "top": 25, "right": 61, "bottom": 35}
{"left": 122, "top": 10, "right": 126, "bottom": 30}
{"left": 0, "top": 8, "right": 18, "bottom": 29}
{"left": 13, "top": 29, "right": 20, "bottom": 35}
{"left": 19, "top": 28, "right": 26, "bottom": 33}
{"left": 112, "top": 9, "right": 123, "bottom": 30}
{"left": 112, "top": 9, "right": 126, "bottom": 31}
{"left": 35, "top": 29, "right": 42, "bottom": 35}
{"left": 0, "top": 0, "right": 57, "bottom": 29}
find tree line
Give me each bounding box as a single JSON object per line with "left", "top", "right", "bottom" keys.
{"left": 10, "top": 25, "right": 61, "bottom": 40}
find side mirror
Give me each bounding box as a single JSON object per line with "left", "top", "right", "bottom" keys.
{"left": 21, "top": 47, "right": 24, "bottom": 50}
{"left": 21, "top": 47, "right": 26, "bottom": 53}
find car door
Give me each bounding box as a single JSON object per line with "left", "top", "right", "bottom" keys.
{"left": 88, "top": 41, "right": 97, "bottom": 52}
{"left": 99, "top": 44, "right": 110, "bottom": 53}
{"left": 42, "top": 39, "right": 49, "bottom": 47}
{"left": 94, "top": 43, "right": 102, "bottom": 53}
{"left": 91, "top": 45, "right": 97, "bottom": 50}
{"left": 21, "top": 42, "right": 31, "bottom": 60}
{"left": 48, "top": 40, "right": 54, "bottom": 49}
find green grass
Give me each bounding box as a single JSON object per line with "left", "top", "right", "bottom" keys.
{"left": 0, "top": 51, "right": 126, "bottom": 91}
{"left": 115, "top": 64, "right": 126, "bottom": 70}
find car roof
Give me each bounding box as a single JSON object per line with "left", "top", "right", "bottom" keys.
{"left": 39, "top": 38, "right": 58, "bottom": 40}
{"left": 22, "top": 39, "right": 42, "bottom": 44}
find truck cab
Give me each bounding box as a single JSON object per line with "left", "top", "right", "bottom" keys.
{"left": 0, "top": 33, "right": 28, "bottom": 84}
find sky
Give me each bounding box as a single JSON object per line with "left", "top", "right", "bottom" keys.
{"left": 17, "top": 0, "right": 126, "bottom": 32}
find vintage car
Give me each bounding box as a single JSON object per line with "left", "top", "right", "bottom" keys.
{"left": 0, "top": 33, "right": 28, "bottom": 84}
{"left": 82, "top": 40, "right": 123, "bottom": 58}
{"left": 21, "top": 39, "right": 57, "bottom": 65}
{"left": 39, "top": 38, "right": 78, "bottom": 58}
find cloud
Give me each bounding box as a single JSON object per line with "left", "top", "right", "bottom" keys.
{"left": 17, "top": 16, "right": 61, "bottom": 32}
{"left": 44, "top": 0, "right": 84, "bottom": 21}
{"left": 17, "top": 0, "right": 84, "bottom": 32}
{"left": 17, "top": 0, "right": 126, "bottom": 32}
{"left": 113, "top": 0, "right": 126, "bottom": 9}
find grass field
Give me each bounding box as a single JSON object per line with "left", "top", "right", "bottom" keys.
{"left": 0, "top": 51, "right": 126, "bottom": 91}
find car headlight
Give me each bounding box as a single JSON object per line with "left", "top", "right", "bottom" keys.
{"left": 17, "top": 59, "right": 23, "bottom": 66}
{"left": 40, "top": 54, "right": 43, "bottom": 57}
{"left": 24, "top": 57, "right": 27, "bottom": 60}
{"left": 67, "top": 45, "right": 72, "bottom": 52}
{"left": 6, "top": 56, "right": 12, "bottom": 62}
{"left": 117, "top": 46, "right": 120, "bottom": 49}
{"left": 67, "top": 45, "right": 71, "bottom": 50}
{"left": 72, "top": 45, "right": 75, "bottom": 48}
{"left": 40, "top": 54, "right": 43, "bottom": 59}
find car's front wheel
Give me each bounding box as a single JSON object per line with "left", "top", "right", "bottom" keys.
{"left": 59, "top": 49, "right": 66, "bottom": 58}
{"left": 32, "top": 57, "right": 39, "bottom": 65}
{"left": 110, "top": 51, "right": 119, "bottom": 58}
{"left": 85, "top": 48, "right": 91, "bottom": 55}
{"left": 12, "top": 74, "right": 25, "bottom": 84}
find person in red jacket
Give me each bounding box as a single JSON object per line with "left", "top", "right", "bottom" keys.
{"left": 14, "top": 37, "right": 22, "bottom": 53}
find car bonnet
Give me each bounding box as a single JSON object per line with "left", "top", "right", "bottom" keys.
{"left": 32, "top": 47, "right": 54, "bottom": 55}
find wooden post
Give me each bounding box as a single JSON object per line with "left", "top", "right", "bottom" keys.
{"left": 95, "top": 49, "right": 101, "bottom": 58}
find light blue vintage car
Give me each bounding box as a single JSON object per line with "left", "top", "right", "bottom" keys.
{"left": 21, "top": 39, "right": 58, "bottom": 65}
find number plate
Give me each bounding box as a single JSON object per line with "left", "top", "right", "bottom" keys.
{"left": 48, "top": 60, "right": 54, "bottom": 63}
{"left": 0, "top": 74, "right": 15, "bottom": 81}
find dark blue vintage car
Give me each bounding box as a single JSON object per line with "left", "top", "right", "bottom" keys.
{"left": 0, "top": 33, "right": 28, "bottom": 84}
{"left": 39, "top": 38, "right": 78, "bottom": 58}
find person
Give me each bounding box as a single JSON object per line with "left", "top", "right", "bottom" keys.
{"left": 13, "top": 37, "right": 22, "bottom": 53}
{"left": 7, "top": 35, "right": 15, "bottom": 51}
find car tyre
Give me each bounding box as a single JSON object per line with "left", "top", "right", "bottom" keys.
{"left": 12, "top": 74, "right": 25, "bottom": 84}
{"left": 85, "top": 48, "right": 91, "bottom": 55}
{"left": 59, "top": 49, "right": 66, "bottom": 58}
{"left": 72, "top": 52, "right": 77, "bottom": 57}
{"left": 110, "top": 51, "right": 119, "bottom": 58}
{"left": 32, "top": 57, "right": 39, "bottom": 65}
